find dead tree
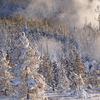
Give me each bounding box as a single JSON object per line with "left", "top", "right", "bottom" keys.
{"left": 95, "top": 5, "right": 100, "bottom": 30}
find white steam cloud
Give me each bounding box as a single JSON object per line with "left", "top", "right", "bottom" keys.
{"left": 17, "top": 0, "right": 100, "bottom": 27}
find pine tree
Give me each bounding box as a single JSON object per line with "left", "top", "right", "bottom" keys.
{"left": 39, "top": 55, "right": 60, "bottom": 91}
{"left": 68, "top": 45, "right": 86, "bottom": 96}
{"left": 0, "top": 49, "right": 13, "bottom": 96}
{"left": 39, "top": 55, "right": 53, "bottom": 89}
{"left": 9, "top": 32, "right": 46, "bottom": 100}
{"left": 51, "top": 61, "right": 59, "bottom": 91}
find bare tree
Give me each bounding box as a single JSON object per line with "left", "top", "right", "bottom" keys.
{"left": 95, "top": 5, "right": 100, "bottom": 30}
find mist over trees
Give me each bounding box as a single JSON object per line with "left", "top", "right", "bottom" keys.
{"left": 0, "top": 0, "right": 100, "bottom": 100}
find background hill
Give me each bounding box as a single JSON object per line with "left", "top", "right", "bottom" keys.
{"left": 0, "top": 0, "right": 30, "bottom": 17}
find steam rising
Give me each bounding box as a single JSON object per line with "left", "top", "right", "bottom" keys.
{"left": 17, "top": 0, "right": 100, "bottom": 27}
{"left": 18, "top": 0, "right": 77, "bottom": 27}
{"left": 0, "top": 0, "right": 99, "bottom": 26}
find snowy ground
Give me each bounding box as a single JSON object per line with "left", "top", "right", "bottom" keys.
{"left": 0, "top": 92, "right": 100, "bottom": 100}
{"left": 0, "top": 96, "right": 21, "bottom": 100}
{"left": 44, "top": 92, "right": 100, "bottom": 100}
{"left": 0, "top": 96, "right": 100, "bottom": 100}
{"left": 48, "top": 96, "right": 100, "bottom": 100}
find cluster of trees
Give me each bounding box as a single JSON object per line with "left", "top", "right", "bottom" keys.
{"left": 38, "top": 30, "right": 100, "bottom": 96}
{"left": 0, "top": 16, "right": 100, "bottom": 99}
{"left": 0, "top": 30, "right": 47, "bottom": 100}
{"left": 38, "top": 34, "right": 86, "bottom": 94}
{"left": 39, "top": 56, "right": 59, "bottom": 92}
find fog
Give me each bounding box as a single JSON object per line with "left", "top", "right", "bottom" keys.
{"left": 0, "top": 0, "right": 99, "bottom": 27}
{"left": 18, "top": 0, "right": 100, "bottom": 27}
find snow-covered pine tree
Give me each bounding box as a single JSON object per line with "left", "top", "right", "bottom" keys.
{"left": 9, "top": 32, "right": 46, "bottom": 100}
{"left": 68, "top": 44, "right": 86, "bottom": 97}
{"left": 39, "top": 55, "right": 53, "bottom": 90}
{"left": 59, "top": 56, "right": 70, "bottom": 91}
{"left": 0, "top": 49, "right": 13, "bottom": 96}
{"left": 51, "top": 61, "right": 59, "bottom": 91}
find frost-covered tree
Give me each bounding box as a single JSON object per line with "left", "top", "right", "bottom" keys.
{"left": 67, "top": 45, "right": 86, "bottom": 96}
{"left": 39, "top": 55, "right": 52, "bottom": 88}
{"left": 0, "top": 49, "right": 13, "bottom": 96}
{"left": 7, "top": 32, "right": 47, "bottom": 100}
{"left": 39, "top": 54, "right": 59, "bottom": 91}
{"left": 51, "top": 61, "right": 59, "bottom": 91}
